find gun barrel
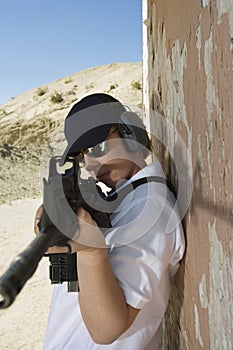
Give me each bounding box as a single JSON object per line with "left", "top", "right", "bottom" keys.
{"left": 0, "top": 228, "right": 57, "bottom": 309}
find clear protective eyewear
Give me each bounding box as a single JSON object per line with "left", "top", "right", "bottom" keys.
{"left": 77, "top": 127, "right": 118, "bottom": 166}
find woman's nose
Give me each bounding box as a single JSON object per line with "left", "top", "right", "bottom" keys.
{"left": 84, "top": 154, "right": 101, "bottom": 172}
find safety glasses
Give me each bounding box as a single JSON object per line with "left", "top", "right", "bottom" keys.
{"left": 77, "top": 127, "right": 119, "bottom": 166}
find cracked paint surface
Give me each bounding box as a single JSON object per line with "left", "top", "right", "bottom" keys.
{"left": 193, "top": 298, "right": 204, "bottom": 348}
{"left": 208, "top": 220, "right": 233, "bottom": 349}
{"left": 143, "top": 0, "right": 233, "bottom": 348}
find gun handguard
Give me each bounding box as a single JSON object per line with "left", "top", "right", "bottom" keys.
{"left": 0, "top": 227, "right": 58, "bottom": 309}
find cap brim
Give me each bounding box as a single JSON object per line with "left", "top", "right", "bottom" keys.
{"left": 61, "top": 124, "right": 112, "bottom": 164}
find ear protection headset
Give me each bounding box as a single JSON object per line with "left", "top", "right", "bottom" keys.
{"left": 117, "top": 111, "right": 149, "bottom": 157}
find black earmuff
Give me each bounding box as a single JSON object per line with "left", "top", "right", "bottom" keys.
{"left": 118, "top": 111, "right": 149, "bottom": 157}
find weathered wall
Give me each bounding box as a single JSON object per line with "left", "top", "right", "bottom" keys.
{"left": 142, "top": 0, "right": 233, "bottom": 349}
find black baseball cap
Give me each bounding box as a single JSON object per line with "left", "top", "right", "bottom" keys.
{"left": 63, "top": 93, "right": 126, "bottom": 159}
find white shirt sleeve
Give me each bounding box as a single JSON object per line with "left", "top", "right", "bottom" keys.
{"left": 107, "top": 184, "right": 185, "bottom": 309}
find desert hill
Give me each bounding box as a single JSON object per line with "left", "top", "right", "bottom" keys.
{"left": 0, "top": 62, "right": 142, "bottom": 203}
{"left": 0, "top": 62, "right": 142, "bottom": 350}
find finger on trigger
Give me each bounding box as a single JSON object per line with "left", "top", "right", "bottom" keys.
{"left": 77, "top": 207, "right": 89, "bottom": 220}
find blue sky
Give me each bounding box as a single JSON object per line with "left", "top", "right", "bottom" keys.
{"left": 0, "top": 1, "right": 142, "bottom": 105}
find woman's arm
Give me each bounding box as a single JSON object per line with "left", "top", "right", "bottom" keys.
{"left": 78, "top": 247, "right": 139, "bottom": 344}
{"left": 76, "top": 207, "right": 139, "bottom": 344}
{"left": 34, "top": 206, "right": 139, "bottom": 344}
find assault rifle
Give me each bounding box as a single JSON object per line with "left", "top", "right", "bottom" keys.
{"left": 0, "top": 155, "right": 111, "bottom": 309}
{"left": 0, "top": 154, "right": 173, "bottom": 310}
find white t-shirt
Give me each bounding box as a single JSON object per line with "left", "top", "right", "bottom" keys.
{"left": 43, "top": 162, "right": 185, "bottom": 350}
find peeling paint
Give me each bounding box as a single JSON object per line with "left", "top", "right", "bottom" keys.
{"left": 199, "top": 274, "right": 208, "bottom": 309}
{"left": 143, "top": 0, "right": 233, "bottom": 348}
{"left": 142, "top": 0, "right": 150, "bottom": 132}
{"left": 179, "top": 322, "right": 190, "bottom": 350}
{"left": 215, "top": 0, "right": 233, "bottom": 36}
{"left": 202, "top": 0, "right": 210, "bottom": 8}
{"left": 204, "top": 32, "right": 214, "bottom": 146}
{"left": 208, "top": 220, "right": 233, "bottom": 349}
{"left": 193, "top": 298, "right": 204, "bottom": 348}
{"left": 144, "top": 18, "right": 193, "bottom": 173}
{"left": 196, "top": 14, "right": 202, "bottom": 70}
{"left": 201, "top": 0, "right": 233, "bottom": 38}
{"left": 204, "top": 30, "right": 218, "bottom": 191}
{"left": 197, "top": 134, "right": 204, "bottom": 175}
{"left": 205, "top": 131, "right": 213, "bottom": 190}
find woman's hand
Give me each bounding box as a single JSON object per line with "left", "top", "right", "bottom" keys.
{"left": 33, "top": 206, "right": 106, "bottom": 254}
{"left": 34, "top": 204, "right": 43, "bottom": 235}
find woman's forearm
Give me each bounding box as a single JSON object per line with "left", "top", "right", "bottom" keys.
{"left": 77, "top": 248, "right": 135, "bottom": 344}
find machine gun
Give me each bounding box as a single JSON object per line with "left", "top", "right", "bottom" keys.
{"left": 0, "top": 155, "right": 111, "bottom": 309}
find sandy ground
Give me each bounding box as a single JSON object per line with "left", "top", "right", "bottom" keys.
{"left": 0, "top": 198, "right": 54, "bottom": 350}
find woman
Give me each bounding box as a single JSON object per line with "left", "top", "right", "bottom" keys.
{"left": 35, "top": 93, "right": 185, "bottom": 349}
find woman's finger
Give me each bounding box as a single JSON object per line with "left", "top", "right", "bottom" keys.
{"left": 77, "top": 207, "right": 93, "bottom": 222}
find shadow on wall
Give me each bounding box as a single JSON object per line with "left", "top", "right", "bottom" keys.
{"left": 146, "top": 92, "right": 233, "bottom": 348}
{"left": 159, "top": 160, "right": 233, "bottom": 349}
{"left": 157, "top": 138, "right": 233, "bottom": 349}
{"left": 191, "top": 161, "right": 233, "bottom": 228}
{"left": 160, "top": 261, "right": 186, "bottom": 350}
{"left": 149, "top": 95, "right": 188, "bottom": 349}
